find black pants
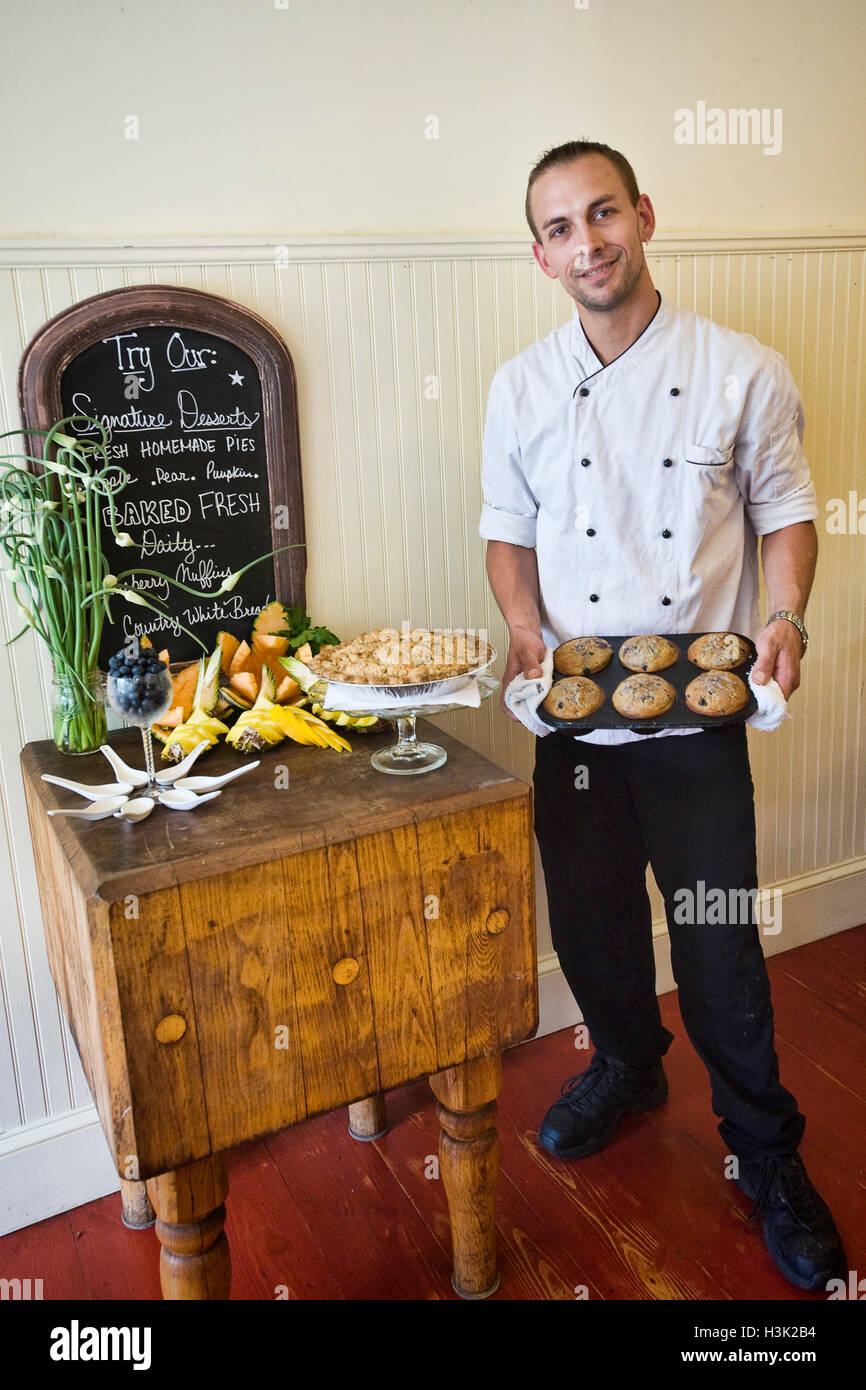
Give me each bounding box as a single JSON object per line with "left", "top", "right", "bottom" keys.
{"left": 532, "top": 724, "right": 805, "bottom": 1159}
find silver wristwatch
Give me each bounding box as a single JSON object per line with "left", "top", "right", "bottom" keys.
{"left": 767, "top": 609, "right": 808, "bottom": 655}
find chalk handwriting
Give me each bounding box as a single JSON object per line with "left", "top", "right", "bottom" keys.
{"left": 177, "top": 390, "right": 260, "bottom": 431}
{"left": 166, "top": 332, "right": 219, "bottom": 373}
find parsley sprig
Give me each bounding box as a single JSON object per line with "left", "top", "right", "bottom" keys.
{"left": 279, "top": 606, "right": 340, "bottom": 655}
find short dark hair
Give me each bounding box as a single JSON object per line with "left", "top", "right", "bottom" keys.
{"left": 525, "top": 141, "right": 641, "bottom": 241}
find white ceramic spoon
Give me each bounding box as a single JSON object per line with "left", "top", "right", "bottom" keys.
{"left": 42, "top": 774, "right": 134, "bottom": 801}
{"left": 115, "top": 797, "right": 156, "bottom": 823}
{"left": 47, "top": 795, "right": 128, "bottom": 821}
{"left": 158, "top": 787, "right": 222, "bottom": 810}
{"left": 98, "top": 744, "right": 149, "bottom": 788}
{"left": 153, "top": 741, "right": 211, "bottom": 784}
{"left": 173, "top": 761, "right": 260, "bottom": 792}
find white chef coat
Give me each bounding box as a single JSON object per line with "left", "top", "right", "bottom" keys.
{"left": 479, "top": 292, "right": 818, "bottom": 744}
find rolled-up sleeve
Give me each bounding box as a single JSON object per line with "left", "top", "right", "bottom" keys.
{"left": 479, "top": 367, "right": 538, "bottom": 548}
{"left": 735, "top": 353, "right": 819, "bottom": 536}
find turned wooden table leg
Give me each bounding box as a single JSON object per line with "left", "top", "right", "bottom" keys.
{"left": 119, "top": 1178, "right": 155, "bottom": 1229}
{"left": 348, "top": 1093, "right": 387, "bottom": 1141}
{"left": 146, "top": 1154, "right": 231, "bottom": 1300}
{"left": 429, "top": 1052, "right": 502, "bottom": 1300}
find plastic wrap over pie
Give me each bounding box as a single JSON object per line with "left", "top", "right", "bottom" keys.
{"left": 308, "top": 628, "right": 494, "bottom": 686}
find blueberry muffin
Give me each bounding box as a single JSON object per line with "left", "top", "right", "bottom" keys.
{"left": 554, "top": 636, "right": 613, "bottom": 676}
{"left": 687, "top": 632, "right": 750, "bottom": 670}
{"left": 618, "top": 634, "right": 679, "bottom": 672}
{"left": 685, "top": 670, "right": 749, "bottom": 716}
{"left": 542, "top": 676, "right": 606, "bottom": 721}
{"left": 612, "top": 674, "right": 677, "bottom": 719}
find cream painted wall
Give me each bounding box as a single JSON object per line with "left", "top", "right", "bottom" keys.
{"left": 0, "top": 0, "right": 864, "bottom": 238}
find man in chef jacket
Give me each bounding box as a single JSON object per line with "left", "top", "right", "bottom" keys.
{"left": 480, "top": 140, "right": 844, "bottom": 1292}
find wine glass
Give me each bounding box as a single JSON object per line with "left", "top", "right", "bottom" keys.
{"left": 106, "top": 647, "right": 174, "bottom": 795}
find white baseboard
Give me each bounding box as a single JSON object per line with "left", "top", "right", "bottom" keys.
{"left": 1, "top": 859, "right": 862, "bottom": 1235}
{"left": 0, "top": 1106, "right": 119, "bottom": 1238}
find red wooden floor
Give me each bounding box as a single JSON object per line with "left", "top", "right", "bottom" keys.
{"left": 2, "top": 924, "right": 864, "bottom": 1301}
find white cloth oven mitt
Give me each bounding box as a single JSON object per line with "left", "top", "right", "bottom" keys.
{"left": 746, "top": 671, "right": 789, "bottom": 730}
{"left": 504, "top": 648, "right": 555, "bottom": 737}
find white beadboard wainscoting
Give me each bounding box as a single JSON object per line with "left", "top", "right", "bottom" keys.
{"left": 0, "top": 234, "right": 863, "bottom": 1233}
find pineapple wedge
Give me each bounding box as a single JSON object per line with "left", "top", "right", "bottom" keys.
{"left": 160, "top": 647, "right": 229, "bottom": 762}
{"left": 227, "top": 667, "right": 350, "bottom": 754}
{"left": 226, "top": 666, "right": 290, "bottom": 753}
{"left": 161, "top": 708, "right": 230, "bottom": 762}
{"left": 272, "top": 703, "right": 351, "bottom": 752}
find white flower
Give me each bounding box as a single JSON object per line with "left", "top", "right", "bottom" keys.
{"left": 115, "top": 533, "right": 135, "bottom": 548}
{"left": 41, "top": 500, "right": 59, "bottom": 511}
{"left": 103, "top": 574, "right": 118, "bottom": 589}
{"left": 218, "top": 571, "right": 242, "bottom": 593}
{"left": 122, "top": 589, "right": 149, "bottom": 606}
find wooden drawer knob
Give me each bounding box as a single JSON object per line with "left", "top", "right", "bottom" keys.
{"left": 155, "top": 1014, "right": 188, "bottom": 1044}
{"left": 485, "top": 908, "right": 510, "bottom": 936}
{"left": 332, "top": 957, "right": 360, "bottom": 986}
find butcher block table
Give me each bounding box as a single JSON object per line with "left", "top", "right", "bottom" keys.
{"left": 21, "top": 722, "right": 537, "bottom": 1300}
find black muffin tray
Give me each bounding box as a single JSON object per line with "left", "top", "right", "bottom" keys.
{"left": 538, "top": 632, "right": 758, "bottom": 734}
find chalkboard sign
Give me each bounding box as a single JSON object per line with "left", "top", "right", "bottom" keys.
{"left": 19, "top": 285, "right": 306, "bottom": 665}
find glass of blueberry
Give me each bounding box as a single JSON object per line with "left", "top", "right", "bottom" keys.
{"left": 106, "top": 643, "right": 174, "bottom": 794}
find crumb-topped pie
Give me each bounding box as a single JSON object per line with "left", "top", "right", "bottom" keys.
{"left": 308, "top": 628, "right": 493, "bottom": 685}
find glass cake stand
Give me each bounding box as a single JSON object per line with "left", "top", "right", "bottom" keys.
{"left": 340, "top": 674, "right": 500, "bottom": 775}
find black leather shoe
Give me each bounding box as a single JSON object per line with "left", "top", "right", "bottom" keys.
{"left": 538, "top": 1051, "right": 668, "bottom": 1159}
{"left": 736, "top": 1151, "right": 847, "bottom": 1290}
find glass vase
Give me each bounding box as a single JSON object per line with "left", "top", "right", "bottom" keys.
{"left": 50, "top": 669, "right": 108, "bottom": 756}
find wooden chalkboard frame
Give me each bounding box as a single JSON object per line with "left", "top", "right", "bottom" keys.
{"left": 18, "top": 283, "right": 306, "bottom": 612}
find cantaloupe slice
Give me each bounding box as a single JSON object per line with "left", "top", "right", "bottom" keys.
{"left": 158, "top": 648, "right": 170, "bottom": 665}
{"left": 252, "top": 631, "right": 290, "bottom": 659}
{"left": 246, "top": 636, "right": 300, "bottom": 704}
{"left": 252, "top": 601, "right": 291, "bottom": 640}
{"left": 166, "top": 662, "right": 199, "bottom": 723}
{"left": 140, "top": 635, "right": 152, "bottom": 649}
{"left": 270, "top": 665, "right": 301, "bottom": 703}
{"left": 217, "top": 630, "right": 240, "bottom": 677}
{"left": 229, "top": 639, "right": 253, "bottom": 679}
{"left": 247, "top": 640, "right": 271, "bottom": 686}
{"left": 230, "top": 669, "right": 259, "bottom": 704}
{"left": 295, "top": 641, "right": 313, "bottom": 663}
{"left": 157, "top": 706, "right": 185, "bottom": 729}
